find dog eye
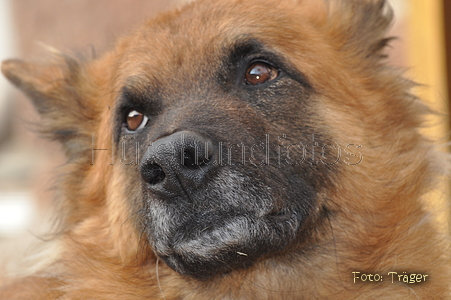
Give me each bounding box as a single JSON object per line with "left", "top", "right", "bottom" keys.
{"left": 126, "top": 110, "right": 148, "bottom": 131}
{"left": 244, "top": 61, "right": 279, "bottom": 85}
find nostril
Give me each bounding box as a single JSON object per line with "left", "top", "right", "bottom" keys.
{"left": 182, "top": 149, "right": 197, "bottom": 169}
{"left": 182, "top": 147, "right": 212, "bottom": 169}
{"left": 141, "top": 163, "right": 166, "bottom": 185}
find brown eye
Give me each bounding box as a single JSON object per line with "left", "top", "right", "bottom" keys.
{"left": 126, "top": 110, "right": 148, "bottom": 131}
{"left": 245, "top": 62, "right": 279, "bottom": 85}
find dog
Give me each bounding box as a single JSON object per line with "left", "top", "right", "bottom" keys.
{"left": 1, "top": 0, "right": 450, "bottom": 298}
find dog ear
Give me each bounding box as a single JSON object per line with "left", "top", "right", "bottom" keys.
{"left": 1, "top": 55, "right": 97, "bottom": 158}
{"left": 326, "top": 0, "right": 394, "bottom": 59}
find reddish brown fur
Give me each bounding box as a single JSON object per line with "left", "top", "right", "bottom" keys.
{"left": 1, "top": 0, "right": 450, "bottom": 299}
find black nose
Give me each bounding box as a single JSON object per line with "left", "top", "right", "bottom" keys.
{"left": 140, "top": 131, "right": 215, "bottom": 196}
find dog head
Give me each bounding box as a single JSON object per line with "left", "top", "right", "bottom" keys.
{"left": 3, "top": 0, "right": 419, "bottom": 282}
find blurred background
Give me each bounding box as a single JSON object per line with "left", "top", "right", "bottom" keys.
{"left": 0, "top": 0, "right": 449, "bottom": 249}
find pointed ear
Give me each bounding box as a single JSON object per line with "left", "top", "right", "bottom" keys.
{"left": 326, "top": 0, "right": 394, "bottom": 59}
{"left": 1, "top": 55, "right": 97, "bottom": 158}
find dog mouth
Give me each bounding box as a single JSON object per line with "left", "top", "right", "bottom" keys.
{"left": 139, "top": 163, "right": 313, "bottom": 280}
{"left": 154, "top": 209, "right": 299, "bottom": 280}
{"left": 135, "top": 131, "right": 315, "bottom": 279}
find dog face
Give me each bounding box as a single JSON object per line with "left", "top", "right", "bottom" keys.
{"left": 1, "top": 0, "right": 384, "bottom": 280}
{"left": 3, "top": 0, "right": 449, "bottom": 297}
{"left": 113, "top": 1, "right": 339, "bottom": 279}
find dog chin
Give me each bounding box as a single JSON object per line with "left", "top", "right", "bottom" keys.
{"left": 151, "top": 210, "right": 300, "bottom": 280}
{"left": 139, "top": 166, "right": 314, "bottom": 279}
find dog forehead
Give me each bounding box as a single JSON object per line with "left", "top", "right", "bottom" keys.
{"left": 113, "top": 0, "right": 318, "bottom": 86}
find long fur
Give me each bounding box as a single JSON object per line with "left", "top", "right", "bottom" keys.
{"left": 1, "top": 0, "right": 450, "bottom": 299}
